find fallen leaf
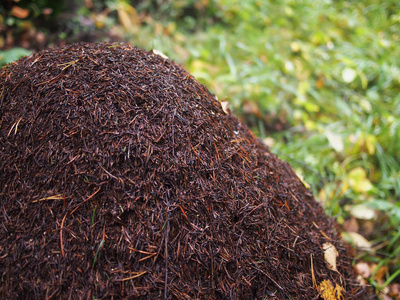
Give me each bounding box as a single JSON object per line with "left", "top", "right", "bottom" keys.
{"left": 347, "top": 167, "right": 373, "bottom": 193}
{"left": 42, "top": 8, "right": 53, "bottom": 15}
{"left": 295, "top": 169, "right": 310, "bottom": 188}
{"left": 320, "top": 280, "right": 336, "bottom": 300}
{"left": 221, "top": 101, "right": 230, "bottom": 114}
{"left": 284, "top": 60, "right": 294, "bottom": 72}
{"left": 365, "top": 134, "right": 377, "bottom": 155}
{"left": 323, "top": 242, "right": 339, "bottom": 272}
{"left": 319, "top": 279, "right": 345, "bottom": 300}
{"left": 342, "top": 217, "right": 359, "bottom": 232}
{"left": 325, "top": 130, "right": 344, "bottom": 152}
{"left": 11, "top": 6, "right": 30, "bottom": 19}
{"left": 355, "top": 262, "right": 371, "bottom": 278}
{"left": 334, "top": 283, "right": 345, "bottom": 300}
{"left": 342, "top": 68, "right": 357, "bottom": 83}
{"left": 389, "top": 283, "right": 400, "bottom": 298}
{"left": 116, "top": 2, "right": 139, "bottom": 32}
{"left": 263, "top": 137, "right": 275, "bottom": 147}
{"left": 152, "top": 49, "right": 169, "bottom": 59}
{"left": 373, "top": 265, "right": 388, "bottom": 281}
{"left": 243, "top": 100, "right": 261, "bottom": 118}
{"left": 341, "top": 231, "right": 372, "bottom": 251}
{"left": 380, "top": 294, "right": 392, "bottom": 300}
{"left": 290, "top": 41, "right": 301, "bottom": 53}
{"left": 349, "top": 204, "right": 376, "bottom": 220}
{"left": 316, "top": 77, "right": 325, "bottom": 89}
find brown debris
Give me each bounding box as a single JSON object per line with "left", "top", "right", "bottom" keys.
{"left": 0, "top": 43, "right": 366, "bottom": 299}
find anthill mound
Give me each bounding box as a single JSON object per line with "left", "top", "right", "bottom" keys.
{"left": 0, "top": 43, "right": 364, "bottom": 299}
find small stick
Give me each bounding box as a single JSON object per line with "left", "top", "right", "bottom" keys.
{"left": 60, "top": 213, "right": 67, "bottom": 257}
{"left": 311, "top": 254, "right": 317, "bottom": 289}
{"left": 252, "top": 263, "right": 283, "bottom": 290}
{"left": 70, "top": 187, "right": 101, "bottom": 215}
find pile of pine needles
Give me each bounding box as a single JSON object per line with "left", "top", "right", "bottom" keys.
{"left": 0, "top": 43, "right": 365, "bottom": 299}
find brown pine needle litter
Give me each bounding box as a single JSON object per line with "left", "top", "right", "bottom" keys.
{"left": 0, "top": 43, "right": 366, "bottom": 299}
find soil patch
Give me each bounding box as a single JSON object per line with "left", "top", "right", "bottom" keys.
{"left": 0, "top": 43, "right": 365, "bottom": 299}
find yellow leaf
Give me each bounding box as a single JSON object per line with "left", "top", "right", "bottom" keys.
{"left": 297, "top": 81, "right": 310, "bottom": 95}
{"left": 295, "top": 169, "right": 310, "bottom": 188}
{"left": 348, "top": 132, "right": 376, "bottom": 156}
{"left": 284, "top": 6, "right": 294, "bottom": 16}
{"left": 318, "top": 187, "right": 328, "bottom": 203}
{"left": 304, "top": 119, "right": 317, "bottom": 130}
{"left": 116, "top": 2, "right": 139, "bottom": 32}
{"left": 93, "top": 12, "right": 108, "bottom": 29}
{"left": 348, "top": 167, "right": 373, "bottom": 193}
{"left": 290, "top": 41, "right": 301, "bottom": 53}
{"left": 320, "top": 280, "right": 336, "bottom": 299}
{"left": 118, "top": 9, "right": 132, "bottom": 30}
{"left": 304, "top": 101, "right": 320, "bottom": 113}
{"left": 165, "top": 22, "right": 176, "bottom": 36}
{"left": 319, "top": 280, "right": 345, "bottom": 300}
{"left": 323, "top": 242, "right": 339, "bottom": 272}
{"left": 365, "top": 134, "right": 377, "bottom": 155}
{"left": 334, "top": 283, "right": 345, "bottom": 300}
